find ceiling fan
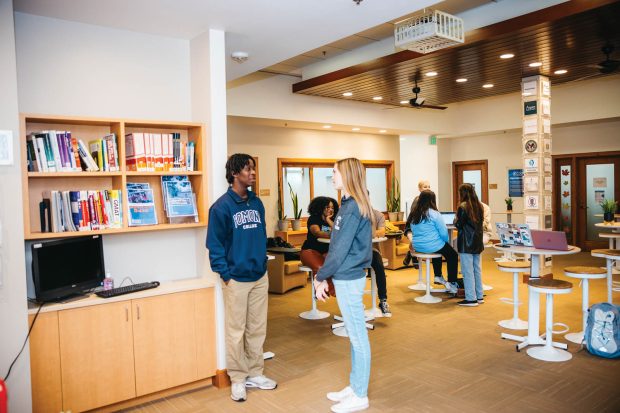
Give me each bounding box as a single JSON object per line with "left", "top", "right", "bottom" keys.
{"left": 587, "top": 44, "right": 619, "bottom": 74}
{"left": 409, "top": 80, "right": 447, "bottom": 110}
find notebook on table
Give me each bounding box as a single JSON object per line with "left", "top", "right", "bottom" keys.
{"left": 495, "top": 223, "right": 533, "bottom": 247}
{"left": 531, "top": 230, "right": 570, "bottom": 251}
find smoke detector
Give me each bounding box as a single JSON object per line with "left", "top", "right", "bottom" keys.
{"left": 231, "top": 51, "right": 249, "bottom": 63}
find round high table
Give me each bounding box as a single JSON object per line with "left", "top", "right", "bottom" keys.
{"left": 595, "top": 222, "right": 620, "bottom": 273}
{"left": 493, "top": 244, "right": 580, "bottom": 352}
{"left": 318, "top": 237, "right": 387, "bottom": 337}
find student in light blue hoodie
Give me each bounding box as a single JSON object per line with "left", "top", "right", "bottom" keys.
{"left": 315, "top": 158, "right": 373, "bottom": 413}
{"left": 408, "top": 190, "right": 459, "bottom": 294}
{"left": 206, "top": 154, "right": 276, "bottom": 403}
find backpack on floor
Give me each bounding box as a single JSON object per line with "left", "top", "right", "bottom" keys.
{"left": 583, "top": 302, "right": 620, "bottom": 359}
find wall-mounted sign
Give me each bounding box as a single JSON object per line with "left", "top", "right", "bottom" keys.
{"left": 508, "top": 169, "right": 524, "bottom": 197}
{"left": 525, "top": 195, "right": 539, "bottom": 209}
{"left": 593, "top": 177, "right": 607, "bottom": 188}
{"left": 524, "top": 118, "right": 538, "bottom": 135}
{"left": 543, "top": 119, "right": 551, "bottom": 134}
{"left": 524, "top": 176, "right": 539, "bottom": 192}
{"left": 541, "top": 98, "right": 551, "bottom": 115}
{"left": 523, "top": 80, "right": 537, "bottom": 96}
{"left": 525, "top": 215, "right": 539, "bottom": 230}
{"left": 524, "top": 140, "right": 538, "bottom": 153}
{"left": 544, "top": 195, "right": 552, "bottom": 211}
{"left": 542, "top": 80, "right": 550, "bottom": 96}
{"left": 524, "top": 157, "right": 538, "bottom": 173}
{"left": 524, "top": 101, "right": 537, "bottom": 116}
{"left": 544, "top": 139, "right": 552, "bottom": 153}
{"left": 544, "top": 176, "right": 552, "bottom": 191}
{"left": 544, "top": 157, "right": 552, "bottom": 172}
{"left": 429, "top": 135, "right": 437, "bottom": 145}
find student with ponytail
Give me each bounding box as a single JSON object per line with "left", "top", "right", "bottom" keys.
{"left": 315, "top": 158, "right": 373, "bottom": 413}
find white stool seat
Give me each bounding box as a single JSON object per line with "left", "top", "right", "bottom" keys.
{"left": 497, "top": 262, "right": 529, "bottom": 331}
{"left": 298, "top": 266, "right": 330, "bottom": 320}
{"left": 599, "top": 233, "right": 620, "bottom": 250}
{"left": 564, "top": 266, "right": 607, "bottom": 344}
{"left": 526, "top": 279, "right": 573, "bottom": 362}
{"left": 412, "top": 253, "right": 444, "bottom": 304}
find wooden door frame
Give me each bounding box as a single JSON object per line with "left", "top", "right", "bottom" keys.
{"left": 452, "top": 160, "right": 489, "bottom": 210}
{"left": 552, "top": 150, "right": 620, "bottom": 250}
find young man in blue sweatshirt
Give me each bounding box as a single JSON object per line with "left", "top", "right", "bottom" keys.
{"left": 206, "top": 154, "right": 276, "bottom": 402}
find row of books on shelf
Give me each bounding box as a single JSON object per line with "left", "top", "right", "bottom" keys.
{"left": 40, "top": 190, "right": 123, "bottom": 233}
{"left": 125, "top": 132, "right": 196, "bottom": 172}
{"left": 38, "top": 176, "right": 198, "bottom": 233}
{"left": 26, "top": 131, "right": 119, "bottom": 173}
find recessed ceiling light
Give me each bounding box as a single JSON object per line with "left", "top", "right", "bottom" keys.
{"left": 342, "top": 92, "right": 353, "bottom": 97}
{"left": 426, "top": 71, "right": 438, "bottom": 77}
{"left": 500, "top": 53, "right": 514, "bottom": 59}
{"left": 352, "top": 127, "right": 360, "bottom": 131}
{"left": 323, "top": 125, "right": 331, "bottom": 129}
{"left": 482, "top": 83, "right": 494, "bottom": 88}
{"left": 554, "top": 69, "right": 568, "bottom": 75}
{"left": 379, "top": 129, "right": 387, "bottom": 133}
{"left": 456, "top": 78, "right": 468, "bottom": 83}
{"left": 529, "top": 62, "right": 543, "bottom": 67}
{"left": 372, "top": 96, "right": 383, "bottom": 101}
{"left": 400, "top": 100, "right": 409, "bottom": 104}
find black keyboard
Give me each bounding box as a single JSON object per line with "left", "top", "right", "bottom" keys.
{"left": 95, "top": 281, "right": 160, "bottom": 298}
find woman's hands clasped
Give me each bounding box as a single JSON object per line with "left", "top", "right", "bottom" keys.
{"left": 314, "top": 279, "right": 330, "bottom": 302}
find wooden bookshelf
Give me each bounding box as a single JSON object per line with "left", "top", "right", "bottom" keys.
{"left": 21, "top": 114, "right": 208, "bottom": 240}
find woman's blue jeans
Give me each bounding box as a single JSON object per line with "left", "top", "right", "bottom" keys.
{"left": 460, "top": 253, "right": 483, "bottom": 301}
{"left": 333, "top": 276, "right": 371, "bottom": 397}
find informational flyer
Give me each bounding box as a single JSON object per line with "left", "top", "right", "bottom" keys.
{"left": 524, "top": 157, "right": 538, "bottom": 173}
{"left": 544, "top": 176, "right": 552, "bottom": 191}
{"left": 525, "top": 215, "right": 539, "bottom": 230}
{"left": 544, "top": 157, "right": 552, "bottom": 172}
{"left": 524, "top": 118, "right": 538, "bottom": 135}
{"left": 508, "top": 169, "right": 524, "bottom": 197}
{"left": 595, "top": 190, "right": 605, "bottom": 203}
{"left": 523, "top": 80, "right": 537, "bottom": 96}
{"left": 542, "top": 80, "right": 550, "bottom": 96}
{"left": 524, "top": 176, "right": 539, "bottom": 192}
{"left": 525, "top": 195, "right": 539, "bottom": 209}
{"left": 543, "top": 118, "right": 551, "bottom": 134}
{"left": 541, "top": 98, "right": 551, "bottom": 115}
{"left": 544, "top": 195, "right": 552, "bottom": 211}
{"left": 544, "top": 139, "right": 551, "bottom": 153}
{"left": 593, "top": 177, "right": 607, "bottom": 188}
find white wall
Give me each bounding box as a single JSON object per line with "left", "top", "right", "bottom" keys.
{"left": 0, "top": 1, "right": 31, "bottom": 411}
{"left": 227, "top": 119, "right": 400, "bottom": 236}
{"left": 400, "top": 134, "right": 438, "bottom": 215}
{"left": 14, "top": 13, "right": 205, "bottom": 288}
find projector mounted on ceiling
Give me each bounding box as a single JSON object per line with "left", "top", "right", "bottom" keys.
{"left": 395, "top": 9, "right": 464, "bottom": 54}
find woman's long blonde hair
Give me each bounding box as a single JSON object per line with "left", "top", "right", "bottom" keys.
{"left": 336, "top": 158, "right": 375, "bottom": 225}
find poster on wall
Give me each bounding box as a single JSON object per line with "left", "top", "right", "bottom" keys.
{"left": 524, "top": 176, "right": 539, "bottom": 192}
{"left": 524, "top": 157, "right": 538, "bottom": 173}
{"left": 508, "top": 169, "right": 524, "bottom": 197}
{"left": 544, "top": 176, "right": 552, "bottom": 191}
{"left": 525, "top": 215, "right": 539, "bottom": 230}
{"left": 542, "top": 80, "right": 550, "bottom": 96}
{"left": 543, "top": 119, "right": 551, "bottom": 134}
{"left": 541, "top": 98, "right": 551, "bottom": 115}
{"left": 593, "top": 177, "right": 607, "bottom": 188}
{"left": 544, "top": 157, "right": 552, "bottom": 172}
{"left": 544, "top": 195, "right": 552, "bottom": 211}
{"left": 523, "top": 80, "right": 537, "bottom": 96}
{"left": 524, "top": 119, "right": 538, "bottom": 135}
{"left": 595, "top": 190, "right": 605, "bottom": 203}
{"left": 525, "top": 195, "right": 539, "bottom": 209}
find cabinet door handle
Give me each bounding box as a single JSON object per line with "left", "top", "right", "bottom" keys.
{"left": 125, "top": 307, "right": 129, "bottom": 322}
{"left": 137, "top": 305, "right": 140, "bottom": 320}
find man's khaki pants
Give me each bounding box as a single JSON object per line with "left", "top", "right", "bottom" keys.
{"left": 223, "top": 274, "right": 269, "bottom": 384}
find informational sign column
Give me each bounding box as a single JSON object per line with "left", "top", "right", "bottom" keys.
{"left": 522, "top": 75, "right": 553, "bottom": 270}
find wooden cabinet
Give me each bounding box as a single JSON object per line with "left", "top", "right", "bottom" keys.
{"left": 274, "top": 229, "right": 308, "bottom": 247}
{"left": 20, "top": 114, "right": 208, "bottom": 240}
{"left": 58, "top": 301, "right": 136, "bottom": 412}
{"left": 29, "top": 288, "right": 216, "bottom": 413}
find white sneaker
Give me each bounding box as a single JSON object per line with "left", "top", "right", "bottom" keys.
{"left": 434, "top": 275, "right": 447, "bottom": 285}
{"left": 327, "top": 386, "right": 354, "bottom": 402}
{"left": 230, "top": 382, "right": 247, "bottom": 402}
{"left": 445, "top": 282, "right": 458, "bottom": 294}
{"left": 245, "top": 375, "right": 277, "bottom": 390}
{"left": 331, "top": 394, "right": 369, "bottom": 413}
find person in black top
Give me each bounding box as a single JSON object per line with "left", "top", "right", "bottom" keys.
{"left": 300, "top": 196, "right": 339, "bottom": 295}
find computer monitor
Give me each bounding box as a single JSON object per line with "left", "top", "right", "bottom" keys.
{"left": 440, "top": 212, "right": 456, "bottom": 226}
{"left": 31, "top": 235, "right": 105, "bottom": 302}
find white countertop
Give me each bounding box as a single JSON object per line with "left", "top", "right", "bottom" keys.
{"left": 28, "top": 277, "right": 215, "bottom": 314}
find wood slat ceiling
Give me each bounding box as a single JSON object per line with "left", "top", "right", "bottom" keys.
{"left": 293, "top": 1, "right": 620, "bottom": 107}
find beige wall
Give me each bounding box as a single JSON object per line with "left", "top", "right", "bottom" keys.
{"left": 227, "top": 119, "right": 400, "bottom": 236}
{"left": 437, "top": 118, "right": 620, "bottom": 229}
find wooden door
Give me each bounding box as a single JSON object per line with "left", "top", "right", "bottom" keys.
{"left": 452, "top": 160, "right": 489, "bottom": 210}
{"left": 29, "top": 312, "right": 62, "bottom": 413}
{"left": 132, "top": 291, "right": 198, "bottom": 396}
{"left": 577, "top": 155, "right": 620, "bottom": 250}
{"left": 59, "top": 302, "right": 136, "bottom": 412}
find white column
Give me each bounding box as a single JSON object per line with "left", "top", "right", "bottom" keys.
{"left": 191, "top": 29, "right": 228, "bottom": 370}
{"left": 400, "top": 134, "right": 438, "bottom": 214}
{"left": 0, "top": 0, "right": 32, "bottom": 411}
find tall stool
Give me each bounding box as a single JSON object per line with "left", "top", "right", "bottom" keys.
{"left": 298, "top": 266, "right": 330, "bottom": 320}
{"left": 563, "top": 266, "right": 607, "bottom": 344}
{"left": 412, "top": 252, "right": 444, "bottom": 304}
{"left": 591, "top": 249, "right": 620, "bottom": 304}
{"left": 599, "top": 233, "right": 620, "bottom": 250}
{"left": 365, "top": 258, "right": 389, "bottom": 318}
{"left": 497, "top": 261, "right": 530, "bottom": 330}
{"left": 408, "top": 259, "right": 427, "bottom": 291}
{"left": 526, "top": 279, "right": 573, "bottom": 362}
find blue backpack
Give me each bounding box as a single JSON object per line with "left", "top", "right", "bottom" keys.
{"left": 583, "top": 302, "right": 620, "bottom": 359}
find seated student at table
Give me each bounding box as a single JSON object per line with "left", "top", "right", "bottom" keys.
{"left": 371, "top": 208, "right": 391, "bottom": 317}
{"left": 300, "top": 196, "right": 339, "bottom": 294}
{"left": 407, "top": 190, "right": 459, "bottom": 294}
{"left": 403, "top": 180, "right": 430, "bottom": 267}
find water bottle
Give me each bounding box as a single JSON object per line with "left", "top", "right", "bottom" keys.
{"left": 103, "top": 272, "right": 114, "bottom": 290}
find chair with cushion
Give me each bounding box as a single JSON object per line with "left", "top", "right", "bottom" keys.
{"left": 267, "top": 254, "right": 308, "bottom": 294}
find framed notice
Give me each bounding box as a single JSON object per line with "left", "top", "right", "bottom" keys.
{"left": 542, "top": 80, "right": 550, "bottom": 96}
{"left": 593, "top": 177, "right": 607, "bottom": 188}
{"left": 524, "top": 176, "right": 539, "bottom": 192}
{"left": 595, "top": 190, "right": 605, "bottom": 203}
{"left": 524, "top": 157, "right": 538, "bottom": 173}
{"left": 544, "top": 195, "right": 552, "bottom": 211}
{"left": 543, "top": 139, "right": 551, "bottom": 153}
{"left": 541, "top": 98, "right": 551, "bottom": 115}
{"left": 523, "top": 80, "right": 537, "bottom": 96}
{"left": 508, "top": 169, "right": 524, "bottom": 197}
{"left": 525, "top": 195, "right": 539, "bottom": 209}
{"left": 525, "top": 215, "right": 539, "bottom": 230}
{"left": 543, "top": 119, "right": 551, "bottom": 134}
{"left": 544, "top": 157, "right": 552, "bottom": 172}
{"left": 524, "top": 139, "right": 538, "bottom": 153}
{"left": 544, "top": 176, "right": 552, "bottom": 191}
{"left": 524, "top": 119, "right": 538, "bottom": 135}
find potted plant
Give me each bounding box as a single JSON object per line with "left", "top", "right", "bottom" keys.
{"left": 387, "top": 176, "right": 401, "bottom": 222}
{"left": 505, "top": 197, "right": 513, "bottom": 212}
{"left": 600, "top": 199, "right": 617, "bottom": 223}
{"left": 288, "top": 183, "right": 303, "bottom": 230}
{"left": 277, "top": 184, "right": 288, "bottom": 231}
